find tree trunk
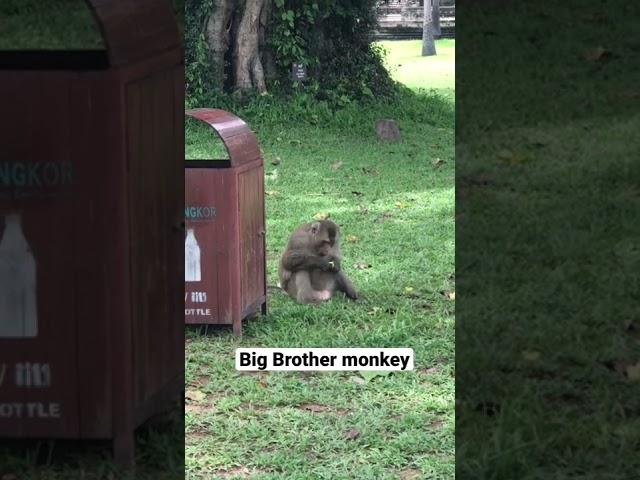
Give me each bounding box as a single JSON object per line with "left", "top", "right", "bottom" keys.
{"left": 259, "top": 0, "right": 277, "bottom": 81}
{"left": 432, "top": 0, "right": 441, "bottom": 38}
{"left": 205, "top": 0, "right": 233, "bottom": 89}
{"left": 422, "top": 0, "right": 436, "bottom": 56}
{"left": 233, "top": 0, "right": 267, "bottom": 93}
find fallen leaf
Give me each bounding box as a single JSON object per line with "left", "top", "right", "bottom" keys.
{"left": 626, "top": 362, "right": 640, "bottom": 382}
{"left": 522, "top": 350, "right": 540, "bottom": 362}
{"left": 497, "top": 148, "right": 513, "bottom": 160}
{"left": 353, "top": 262, "right": 371, "bottom": 270}
{"left": 343, "top": 428, "right": 361, "bottom": 440}
{"left": 367, "top": 307, "right": 380, "bottom": 316}
{"left": 395, "top": 201, "right": 408, "bottom": 209}
{"left": 432, "top": 158, "right": 444, "bottom": 167}
{"left": 358, "top": 205, "right": 369, "bottom": 214}
{"left": 346, "top": 234, "right": 358, "bottom": 243}
{"left": 583, "top": 46, "right": 611, "bottom": 62}
{"left": 404, "top": 287, "right": 414, "bottom": 294}
{"left": 330, "top": 160, "right": 343, "bottom": 171}
{"left": 301, "top": 403, "right": 329, "bottom": 413}
{"left": 266, "top": 170, "right": 278, "bottom": 180}
{"left": 313, "top": 212, "right": 330, "bottom": 220}
{"left": 422, "top": 367, "right": 439, "bottom": 375}
{"left": 497, "top": 149, "right": 532, "bottom": 165}
{"left": 185, "top": 390, "right": 206, "bottom": 403}
{"left": 447, "top": 291, "right": 455, "bottom": 300}
{"left": 265, "top": 190, "right": 279, "bottom": 196}
{"left": 271, "top": 157, "right": 281, "bottom": 165}
{"left": 350, "top": 375, "right": 366, "bottom": 385}
{"left": 619, "top": 90, "right": 640, "bottom": 100}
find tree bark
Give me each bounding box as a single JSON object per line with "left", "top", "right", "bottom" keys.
{"left": 233, "top": 0, "right": 267, "bottom": 93}
{"left": 258, "top": 0, "right": 277, "bottom": 81}
{"left": 422, "top": 0, "right": 436, "bottom": 56}
{"left": 205, "top": 0, "right": 233, "bottom": 89}
{"left": 432, "top": 0, "right": 441, "bottom": 38}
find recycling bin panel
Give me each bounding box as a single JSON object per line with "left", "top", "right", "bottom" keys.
{"left": 185, "top": 109, "right": 267, "bottom": 336}
{"left": 0, "top": 0, "right": 183, "bottom": 466}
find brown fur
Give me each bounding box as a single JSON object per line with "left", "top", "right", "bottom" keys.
{"left": 278, "top": 220, "right": 357, "bottom": 304}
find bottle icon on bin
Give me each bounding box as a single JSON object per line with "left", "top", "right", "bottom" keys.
{"left": 0, "top": 213, "right": 38, "bottom": 338}
{"left": 185, "top": 228, "right": 201, "bottom": 282}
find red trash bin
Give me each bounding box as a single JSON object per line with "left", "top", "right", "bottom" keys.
{"left": 185, "top": 108, "right": 267, "bottom": 337}
{"left": 0, "top": 0, "right": 184, "bottom": 465}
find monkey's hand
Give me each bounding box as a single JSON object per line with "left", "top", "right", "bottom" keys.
{"left": 322, "top": 257, "right": 341, "bottom": 272}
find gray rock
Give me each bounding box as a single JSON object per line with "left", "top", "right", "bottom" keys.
{"left": 375, "top": 119, "right": 401, "bottom": 142}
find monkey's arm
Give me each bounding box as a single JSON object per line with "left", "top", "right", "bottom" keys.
{"left": 281, "top": 250, "right": 338, "bottom": 273}
{"left": 335, "top": 271, "right": 358, "bottom": 300}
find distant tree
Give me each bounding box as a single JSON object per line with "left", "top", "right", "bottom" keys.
{"left": 432, "top": 0, "right": 441, "bottom": 38}
{"left": 422, "top": 0, "right": 437, "bottom": 56}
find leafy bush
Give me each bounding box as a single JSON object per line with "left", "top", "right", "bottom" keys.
{"left": 185, "top": 0, "right": 398, "bottom": 107}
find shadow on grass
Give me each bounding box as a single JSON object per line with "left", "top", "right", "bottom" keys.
{"left": 456, "top": 2, "right": 640, "bottom": 478}
{"left": 0, "top": 402, "right": 184, "bottom": 480}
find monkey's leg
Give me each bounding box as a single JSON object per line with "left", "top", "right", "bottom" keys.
{"left": 278, "top": 266, "right": 292, "bottom": 290}
{"left": 291, "top": 271, "right": 324, "bottom": 304}
{"left": 310, "top": 270, "right": 337, "bottom": 302}
{"left": 335, "top": 272, "right": 358, "bottom": 300}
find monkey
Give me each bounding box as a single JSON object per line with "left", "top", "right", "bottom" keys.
{"left": 278, "top": 220, "right": 358, "bottom": 304}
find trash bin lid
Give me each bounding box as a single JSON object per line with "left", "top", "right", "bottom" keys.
{"left": 185, "top": 109, "right": 261, "bottom": 167}
{"left": 88, "top": 0, "right": 181, "bottom": 67}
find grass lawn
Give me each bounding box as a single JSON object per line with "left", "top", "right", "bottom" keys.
{"left": 0, "top": 0, "right": 104, "bottom": 49}
{"left": 185, "top": 41, "right": 455, "bottom": 479}
{"left": 378, "top": 39, "right": 455, "bottom": 96}
{"left": 457, "top": 2, "right": 640, "bottom": 478}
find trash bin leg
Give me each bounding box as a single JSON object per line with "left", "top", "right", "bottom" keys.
{"left": 232, "top": 315, "right": 242, "bottom": 337}
{"left": 261, "top": 301, "right": 267, "bottom": 316}
{"left": 113, "top": 430, "right": 135, "bottom": 467}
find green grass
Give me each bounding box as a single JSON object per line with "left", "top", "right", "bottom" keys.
{"left": 457, "top": 2, "right": 640, "bottom": 478}
{"left": 0, "top": 405, "right": 184, "bottom": 479}
{"left": 378, "top": 39, "right": 455, "bottom": 95}
{"left": 185, "top": 41, "right": 455, "bottom": 479}
{"left": 0, "top": 0, "right": 104, "bottom": 50}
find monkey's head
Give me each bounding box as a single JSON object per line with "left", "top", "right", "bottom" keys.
{"left": 310, "top": 220, "right": 339, "bottom": 256}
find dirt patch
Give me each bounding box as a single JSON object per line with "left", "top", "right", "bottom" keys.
{"left": 398, "top": 468, "right": 422, "bottom": 480}
{"left": 427, "top": 418, "right": 444, "bottom": 429}
{"left": 241, "top": 403, "right": 271, "bottom": 413}
{"left": 186, "top": 375, "right": 210, "bottom": 388}
{"left": 211, "top": 467, "right": 270, "bottom": 478}
{"left": 298, "top": 403, "right": 351, "bottom": 416}
{"left": 185, "top": 403, "right": 214, "bottom": 415}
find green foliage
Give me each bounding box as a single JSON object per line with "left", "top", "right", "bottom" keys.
{"left": 268, "top": 0, "right": 397, "bottom": 102}
{"left": 184, "top": 0, "right": 219, "bottom": 102}
{"left": 185, "top": 0, "right": 397, "bottom": 106}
